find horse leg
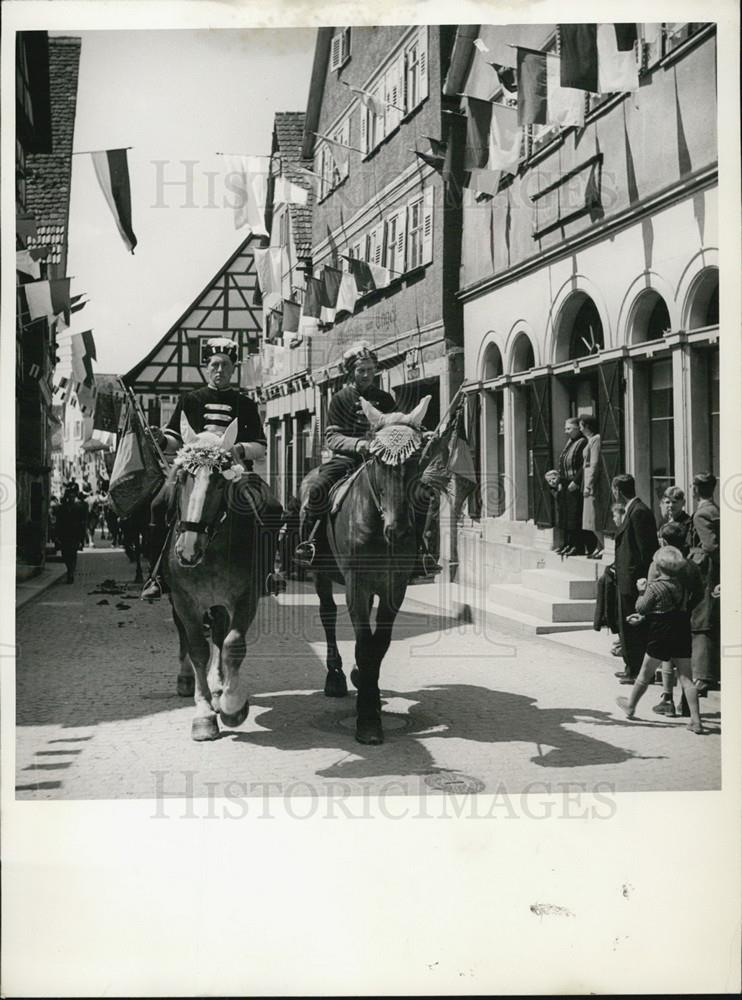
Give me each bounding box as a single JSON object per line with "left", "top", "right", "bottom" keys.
{"left": 370, "top": 576, "right": 406, "bottom": 692}
{"left": 172, "top": 593, "right": 219, "bottom": 741}
{"left": 172, "top": 602, "right": 196, "bottom": 698}
{"left": 349, "top": 593, "right": 374, "bottom": 690}
{"left": 217, "top": 594, "right": 259, "bottom": 729}
{"left": 347, "top": 580, "right": 383, "bottom": 745}
{"left": 316, "top": 573, "right": 347, "bottom": 697}
{"left": 205, "top": 606, "right": 230, "bottom": 714}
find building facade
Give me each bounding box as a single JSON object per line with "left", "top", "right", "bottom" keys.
{"left": 447, "top": 22, "right": 718, "bottom": 593}
{"left": 263, "top": 26, "right": 466, "bottom": 565}
{"left": 16, "top": 33, "right": 81, "bottom": 573}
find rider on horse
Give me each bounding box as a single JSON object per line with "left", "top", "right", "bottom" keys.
{"left": 141, "top": 336, "right": 279, "bottom": 599}
{"left": 294, "top": 340, "right": 440, "bottom": 578}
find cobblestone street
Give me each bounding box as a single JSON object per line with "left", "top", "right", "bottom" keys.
{"left": 15, "top": 545, "right": 721, "bottom": 800}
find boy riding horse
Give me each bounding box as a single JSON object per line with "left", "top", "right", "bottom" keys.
{"left": 294, "top": 340, "right": 440, "bottom": 578}
{"left": 141, "top": 336, "right": 281, "bottom": 599}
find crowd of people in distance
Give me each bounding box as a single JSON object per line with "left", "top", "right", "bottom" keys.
{"left": 48, "top": 477, "right": 120, "bottom": 582}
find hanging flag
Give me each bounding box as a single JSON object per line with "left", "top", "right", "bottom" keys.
{"left": 473, "top": 37, "right": 490, "bottom": 54}
{"left": 225, "top": 155, "right": 269, "bottom": 236}
{"left": 490, "top": 63, "right": 518, "bottom": 94}
{"left": 93, "top": 385, "right": 119, "bottom": 433}
{"left": 516, "top": 48, "right": 547, "bottom": 125}
{"left": 546, "top": 55, "right": 585, "bottom": 128}
{"left": 17, "top": 212, "right": 37, "bottom": 239}
{"left": 288, "top": 162, "right": 323, "bottom": 195}
{"left": 109, "top": 401, "right": 165, "bottom": 518}
{"left": 81, "top": 329, "right": 97, "bottom": 362}
{"left": 253, "top": 247, "right": 284, "bottom": 295}
{"left": 348, "top": 257, "right": 375, "bottom": 294}
{"left": 614, "top": 23, "right": 638, "bottom": 51}
{"left": 90, "top": 149, "right": 138, "bottom": 253}
{"left": 315, "top": 133, "right": 351, "bottom": 175}
{"left": 50, "top": 278, "right": 71, "bottom": 324}
{"left": 464, "top": 96, "right": 493, "bottom": 170}
{"left": 415, "top": 149, "right": 446, "bottom": 173}
{"left": 274, "top": 175, "right": 309, "bottom": 206}
{"left": 16, "top": 250, "right": 40, "bottom": 279}
{"left": 320, "top": 267, "right": 342, "bottom": 324}
{"left": 597, "top": 23, "right": 639, "bottom": 92}
{"left": 326, "top": 223, "right": 340, "bottom": 265}
{"left": 343, "top": 82, "right": 387, "bottom": 117}
{"left": 23, "top": 280, "right": 54, "bottom": 321}
{"left": 335, "top": 271, "right": 358, "bottom": 317}
{"left": 265, "top": 307, "right": 284, "bottom": 344}
{"left": 447, "top": 407, "right": 478, "bottom": 519}
{"left": 283, "top": 299, "right": 301, "bottom": 334}
{"left": 70, "top": 332, "right": 88, "bottom": 385}
{"left": 559, "top": 24, "right": 599, "bottom": 93}
{"left": 71, "top": 294, "right": 88, "bottom": 314}
{"left": 488, "top": 103, "right": 522, "bottom": 173}
{"left": 467, "top": 168, "right": 502, "bottom": 197}
{"left": 302, "top": 276, "right": 324, "bottom": 319}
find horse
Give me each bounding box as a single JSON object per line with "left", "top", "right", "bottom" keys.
{"left": 166, "top": 415, "right": 280, "bottom": 741}
{"left": 104, "top": 501, "right": 121, "bottom": 546}
{"left": 120, "top": 503, "right": 152, "bottom": 584}
{"left": 301, "top": 395, "right": 432, "bottom": 745}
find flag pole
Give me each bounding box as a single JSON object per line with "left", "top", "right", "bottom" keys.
{"left": 72, "top": 147, "right": 133, "bottom": 155}
{"left": 419, "top": 384, "right": 469, "bottom": 464}
{"left": 118, "top": 378, "right": 169, "bottom": 472}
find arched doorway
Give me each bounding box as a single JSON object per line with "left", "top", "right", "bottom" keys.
{"left": 629, "top": 289, "right": 671, "bottom": 344}
{"left": 553, "top": 292, "right": 623, "bottom": 533}
{"left": 685, "top": 267, "right": 720, "bottom": 480}
{"left": 481, "top": 343, "right": 505, "bottom": 516}
{"left": 685, "top": 266, "right": 719, "bottom": 329}
{"left": 509, "top": 333, "right": 541, "bottom": 523}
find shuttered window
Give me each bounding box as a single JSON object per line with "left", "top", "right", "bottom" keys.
{"left": 330, "top": 28, "right": 351, "bottom": 71}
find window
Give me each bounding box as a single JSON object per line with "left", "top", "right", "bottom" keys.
{"left": 330, "top": 28, "right": 351, "bottom": 72}
{"left": 74, "top": 420, "right": 82, "bottom": 439}
{"left": 360, "top": 27, "right": 428, "bottom": 155}
{"left": 406, "top": 190, "right": 433, "bottom": 270}
{"left": 649, "top": 359, "right": 674, "bottom": 517}
{"left": 315, "top": 117, "right": 350, "bottom": 199}
{"left": 709, "top": 348, "right": 719, "bottom": 480}
{"left": 384, "top": 207, "right": 407, "bottom": 278}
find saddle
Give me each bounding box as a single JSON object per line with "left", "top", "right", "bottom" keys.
{"left": 329, "top": 465, "right": 365, "bottom": 516}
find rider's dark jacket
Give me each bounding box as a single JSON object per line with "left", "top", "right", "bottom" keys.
{"left": 325, "top": 383, "right": 397, "bottom": 458}
{"left": 165, "top": 386, "right": 266, "bottom": 448}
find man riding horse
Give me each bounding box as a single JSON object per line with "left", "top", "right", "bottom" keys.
{"left": 141, "top": 336, "right": 281, "bottom": 599}
{"left": 294, "top": 340, "right": 440, "bottom": 579}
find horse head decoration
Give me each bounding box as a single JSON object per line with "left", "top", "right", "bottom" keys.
{"left": 167, "top": 413, "right": 271, "bottom": 742}
{"left": 307, "top": 394, "right": 432, "bottom": 746}
{"left": 172, "top": 414, "right": 245, "bottom": 568}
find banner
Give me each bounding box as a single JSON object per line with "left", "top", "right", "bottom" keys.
{"left": 109, "top": 400, "right": 165, "bottom": 518}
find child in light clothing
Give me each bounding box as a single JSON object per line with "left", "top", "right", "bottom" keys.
{"left": 616, "top": 546, "right": 704, "bottom": 734}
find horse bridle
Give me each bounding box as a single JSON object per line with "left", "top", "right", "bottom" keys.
{"left": 361, "top": 454, "right": 416, "bottom": 530}
{"left": 174, "top": 473, "right": 228, "bottom": 540}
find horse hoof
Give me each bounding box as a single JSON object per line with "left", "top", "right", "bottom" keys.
{"left": 219, "top": 699, "right": 249, "bottom": 729}
{"left": 191, "top": 716, "right": 219, "bottom": 741}
{"left": 350, "top": 667, "right": 360, "bottom": 689}
{"left": 177, "top": 675, "right": 195, "bottom": 698}
{"left": 355, "top": 718, "right": 384, "bottom": 745}
{"left": 324, "top": 670, "right": 348, "bottom": 698}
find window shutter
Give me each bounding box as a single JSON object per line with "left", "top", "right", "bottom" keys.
{"left": 360, "top": 105, "right": 368, "bottom": 155}
{"left": 342, "top": 27, "right": 351, "bottom": 63}
{"left": 422, "top": 188, "right": 434, "bottom": 265}
{"left": 388, "top": 54, "right": 404, "bottom": 130}
{"left": 418, "top": 25, "right": 429, "bottom": 102}
{"left": 370, "top": 226, "right": 382, "bottom": 266}
{"left": 330, "top": 34, "right": 342, "bottom": 71}
{"left": 395, "top": 205, "right": 407, "bottom": 274}
{"left": 342, "top": 118, "right": 351, "bottom": 177}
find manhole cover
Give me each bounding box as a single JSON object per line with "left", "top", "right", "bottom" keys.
{"left": 310, "top": 710, "right": 412, "bottom": 736}
{"left": 424, "top": 772, "right": 484, "bottom": 794}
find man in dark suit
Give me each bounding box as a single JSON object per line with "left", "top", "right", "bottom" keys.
{"left": 611, "top": 474, "right": 659, "bottom": 682}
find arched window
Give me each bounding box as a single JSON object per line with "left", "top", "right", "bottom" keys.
{"left": 554, "top": 292, "right": 605, "bottom": 362}
{"left": 629, "top": 289, "right": 672, "bottom": 344}
{"left": 481, "top": 342, "right": 503, "bottom": 380}
{"left": 686, "top": 267, "right": 719, "bottom": 329}
{"left": 511, "top": 333, "right": 535, "bottom": 373}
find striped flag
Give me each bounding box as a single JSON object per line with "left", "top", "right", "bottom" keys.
{"left": 335, "top": 271, "right": 358, "bottom": 317}
{"left": 90, "top": 149, "right": 137, "bottom": 253}
{"left": 321, "top": 266, "right": 343, "bottom": 324}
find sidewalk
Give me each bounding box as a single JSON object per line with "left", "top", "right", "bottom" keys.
{"left": 16, "top": 560, "right": 68, "bottom": 611}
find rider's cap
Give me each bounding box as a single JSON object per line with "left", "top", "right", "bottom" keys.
{"left": 341, "top": 340, "right": 378, "bottom": 375}
{"left": 204, "top": 337, "right": 238, "bottom": 363}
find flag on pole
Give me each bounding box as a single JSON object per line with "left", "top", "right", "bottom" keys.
{"left": 473, "top": 37, "right": 490, "bottom": 54}
{"left": 90, "top": 149, "right": 138, "bottom": 253}
{"left": 274, "top": 175, "right": 309, "bottom": 206}
{"left": 253, "top": 247, "right": 284, "bottom": 295}
{"left": 265, "top": 307, "right": 284, "bottom": 344}
{"left": 559, "top": 24, "right": 599, "bottom": 92}
{"left": 335, "top": 271, "right": 358, "bottom": 316}
{"left": 517, "top": 48, "right": 548, "bottom": 125}
{"left": 282, "top": 299, "right": 301, "bottom": 334}
{"left": 343, "top": 82, "right": 386, "bottom": 117}
{"left": 546, "top": 55, "right": 585, "bottom": 127}
{"left": 50, "top": 278, "right": 71, "bottom": 324}
{"left": 23, "top": 280, "right": 54, "bottom": 321}
{"left": 109, "top": 398, "right": 166, "bottom": 518}
{"left": 463, "top": 98, "right": 521, "bottom": 185}
{"left": 315, "top": 133, "right": 351, "bottom": 175}
{"left": 488, "top": 103, "right": 522, "bottom": 173}
{"left": 16, "top": 250, "right": 40, "bottom": 279}
{"left": 321, "top": 267, "right": 343, "bottom": 324}
{"left": 225, "top": 155, "right": 269, "bottom": 236}
{"left": 464, "top": 96, "right": 494, "bottom": 170}
{"left": 597, "top": 23, "right": 639, "bottom": 92}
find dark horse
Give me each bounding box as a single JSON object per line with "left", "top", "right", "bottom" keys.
{"left": 120, "top": 504, "right": 151, "bottom": 583}
{"left": 300, "top": 395, "right": 432, "bottom": 745}
{"left": 166, "top": 415, "right": 279, "bottom": 741}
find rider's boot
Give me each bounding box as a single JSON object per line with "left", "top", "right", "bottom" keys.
{"left": 409, "top": 546, "right": 443, "bottom": 581}
{"left": 294, "top": 513, "right": 320, "bottom": 568}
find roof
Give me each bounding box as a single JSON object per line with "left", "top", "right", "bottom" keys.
{"left": 273, "top": 111, "right": 314, "bottom": 258}
{"left": 24, "top": 36, "right": 81, "bottom": 272}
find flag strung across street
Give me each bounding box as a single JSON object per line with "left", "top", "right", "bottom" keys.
{"left": 559, "top": 23, "right": 639, "bottom": 94}
{"left": 224, "top": 155, "right": 269, "bottom": 236}
{"left": 90, "top": 148, "right": 138, "bottom": 253}
{"left": 273, "top": 175, "right": 309, "bottom": 206}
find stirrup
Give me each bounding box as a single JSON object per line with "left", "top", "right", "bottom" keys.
{"left": 294, "top": 541, "right": 316, "bottom": 567}
{"left": 140, "top": 576, "right": 163, "bottom": 600}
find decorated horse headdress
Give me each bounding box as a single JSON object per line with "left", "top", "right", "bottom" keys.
{"left": 172, "top": 415, "right": 245, "bottom": 481}
{"left": 359, "top": 395, "right": 431, "bottom": 466}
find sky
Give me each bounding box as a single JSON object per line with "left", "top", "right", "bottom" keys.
{"left": 61, "top": 28, "right": 316, "bottom": 376}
